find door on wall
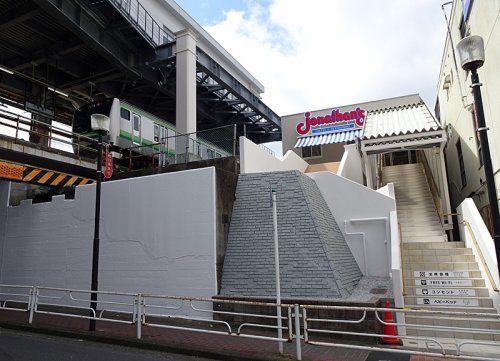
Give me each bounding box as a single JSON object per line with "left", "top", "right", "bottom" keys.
{"left": 384, "top": 150, "right": 417, "bottom": 166}
{"left": 132, "top": 113, "right": 141, "bottom": 145}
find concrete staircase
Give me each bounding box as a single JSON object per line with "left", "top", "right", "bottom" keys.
{"left": 383, "top": 163, "right": 446, "bottom": 243}
{"left": 382, "top": 163, "right": 500, "bottom": 347}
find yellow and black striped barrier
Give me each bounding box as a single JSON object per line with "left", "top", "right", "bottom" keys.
{"left": 0, "top": 160, "right": 94, "bottom": 187}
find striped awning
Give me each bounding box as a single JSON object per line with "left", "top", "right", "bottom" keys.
{"left": 294, "top": 129, "right": 362, "bottom": 148}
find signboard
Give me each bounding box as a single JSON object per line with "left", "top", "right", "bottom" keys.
{"left": 417, "top": 297, "right": 479, "bottom": 307}
{"left": 415, "top": 279, "right": 473, "bottom": 287}
{"left": 24, "top": 101, "right": 54, "bottom": 118}
{"left": 416, "top": 288, "right": 476, "bottom": 297}
{"left": 413, "top": 271, "right": 470, "bottom": 278}
{"left": 462, "top": 0, "right": 473, "bottom": 21}
{"left": 103, "top": 145, "right": 113, "bottom": 179}
{"left": 296, "top": 107, "right": 366, "bottom": 136}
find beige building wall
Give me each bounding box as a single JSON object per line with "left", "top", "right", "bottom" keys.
{"left": 436, "top": 0, "right": 500, "bottom": 222}
{"left": 281, "top": 95, "right": 422, "bottom": 165}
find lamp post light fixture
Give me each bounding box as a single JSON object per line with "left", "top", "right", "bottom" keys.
{"left": 456, "top": 35, "right": 500, "bottom": 273}
{"left": 89, "top": 113, "right": 110, "bottom": 331}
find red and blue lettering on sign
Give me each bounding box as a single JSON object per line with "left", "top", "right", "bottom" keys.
{"left": 296, "top": 108, "right": 366, "bottom": 136}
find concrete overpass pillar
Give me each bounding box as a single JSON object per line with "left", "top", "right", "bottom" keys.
{"left": 175, "top": 30, "right": 197, "bottom": 161}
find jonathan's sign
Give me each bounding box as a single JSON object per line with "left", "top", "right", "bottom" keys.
{"left": 296, "top": 107, "right": 366, "bottom": 136}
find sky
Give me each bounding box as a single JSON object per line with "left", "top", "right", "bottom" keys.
{"left": 176, "top": 0, "right": 449, "bottom": 117}
{"left": 175, "top": 0, "right": 451, "bottom": 156}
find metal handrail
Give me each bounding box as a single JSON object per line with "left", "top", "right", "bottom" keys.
{"left": 460, "top": 219, "right": 499, "bottom": 292}
{"left": 106, "top": 0, "right": 175, "bottom": 47}
{"left": 0, "top": 108, "right": 100, "bottom": 159}
{"left": 398, "top": 222, "right": 406, "bottom": 296}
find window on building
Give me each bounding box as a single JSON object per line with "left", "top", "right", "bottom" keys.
{"left": 434, "top": 98, "right": 441, "bottom": 122}
{"left": 120, "top": 108, "right": 130, "bottom": 120}
{"left": 456, "top": 139, "right": 467, "bottom": 188}
{"left": 459, "top": 14, "right": 468, "bottom": 39}
{"left": 471, "top": 107, "right": 483, "bottom": 167}
{"left": 302, "top": 145, "right": 322, "bottom": 158}
{"left": 154, "top": 124, "right": 160, "bottom": 142}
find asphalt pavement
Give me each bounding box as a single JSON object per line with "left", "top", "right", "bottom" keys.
{"left": 0, "top": 328, "right": 214, "bottom": 361}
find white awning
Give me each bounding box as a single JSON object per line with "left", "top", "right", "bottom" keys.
{"left": 294, "top": 129, "right": 362, "bottom": 148}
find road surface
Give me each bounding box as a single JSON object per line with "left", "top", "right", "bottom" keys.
{"left": 0, "top": 328, "right": 214, "bottom": 361}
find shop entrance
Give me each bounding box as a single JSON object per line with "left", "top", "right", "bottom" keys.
{"left": 383, "top": 150, "right": 417, "bottom": 166}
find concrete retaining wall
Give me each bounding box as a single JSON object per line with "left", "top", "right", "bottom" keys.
{"left": 0, "top": 168, "right": 218, "bottom": 316}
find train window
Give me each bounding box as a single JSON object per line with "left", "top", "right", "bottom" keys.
{"left": 207, "top": 149, "right": 215, "bottom": 159}
{"left": 133, "top": 114, "right": 140, "bottom": 131}
{"left": 154, "top": 124, "right": 159, "bottom": 142}
{"left": 120, "top": 108, "right": 130, "bottom": 120}
{"left": 196, "top": 143, "right": 201, "bottom": 156}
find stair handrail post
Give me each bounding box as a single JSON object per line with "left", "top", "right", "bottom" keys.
{"left": 271, "top": 188, "right": 283, "bottom": 355}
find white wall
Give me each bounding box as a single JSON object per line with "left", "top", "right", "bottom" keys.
{"left": 337, "top": 144, "right": 364, "bottom": 184}
{"left": 436, "top": 0, "right": 500, "bottom": 212}
{"left": 239, "top": 136, "right": 308, "bottom": 174}
{"left": 307, "top": 171, "right": 396, "bottom": 277}
{"left": 0, "top": 168, "right": 217, "bottom": 316}
{"left": 458, "top": 198, "right": 500, "bottom": 312}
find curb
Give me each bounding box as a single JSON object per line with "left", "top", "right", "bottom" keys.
{"left": 0, "top": 322, "right": 296, "bottom": 361}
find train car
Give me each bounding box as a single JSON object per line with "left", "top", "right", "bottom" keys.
{"left": 72, "top": 98, "right": 229, "bottom": 160}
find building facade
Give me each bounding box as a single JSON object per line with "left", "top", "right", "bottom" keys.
{"left": 435, "top": 0, "right": 500, "bottom": 230}
{"left": 281, "top": 94, "right": 453, "bottom": 230}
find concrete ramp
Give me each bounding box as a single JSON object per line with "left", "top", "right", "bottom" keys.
{"left": 220, "top": 170, "right": 362, "bottom": 298}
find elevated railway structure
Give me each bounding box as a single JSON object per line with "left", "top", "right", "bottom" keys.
{"left": 0, "top": 0, "right": 281, "bottom": 144}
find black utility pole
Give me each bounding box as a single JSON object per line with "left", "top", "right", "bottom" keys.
{"left": 470, "top": 68, "right": 500, "bottom": 271}
{"left": 89, "top": 132, "right": 103, "bottom": 331}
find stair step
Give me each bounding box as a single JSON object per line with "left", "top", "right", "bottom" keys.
{"left": 402, "top": 230, "right": 445, "bottom": 237}
{"left": 404, "top": 248, "right": 473, "bottom": 256}
{"left": 406, "top": 328, "right": 500, "bottom": 341}
{"left": 409, "top": 278, "right": 486, "bottom": 288}
{"left": 403, "top": 262, "right": 479, "bottom": 271}
{"left": 404, "top": 296, "right": 493, "bottom": 308}
{"left": 402, "top": 242, "right": 464, "bottom": 250}
{"left": 406, "top": 270, "right": 483, "bottom": 279}
{"left": 403, "top": 255, "right": 476, "bottom": 263}
{"left": 405, "top": 286, "right": 490, "bottom": 297}
{"left": 403, "top": 236, "right": 448, "bottom": 243}
{"left": 404, "top": 305, "right": 498, "bottom": 314}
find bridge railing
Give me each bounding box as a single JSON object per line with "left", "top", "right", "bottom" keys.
{"left": 0, "top": 107, "right": 98, "bottom": 159}
{"left": 107, "top": 0, "right": 175, "bottom": 47}
{"left": 121, "top": 124, "right": 237, "bottom": 170}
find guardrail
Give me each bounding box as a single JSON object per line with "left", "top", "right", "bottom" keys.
{"left": 107, "top": 0, "right": 175, "bottom": 47}
{"left": 0, "top": 284, "right": 499, "bottom": 360}
{"left": 0, "top": 107, "right": 98, "bottom": 159}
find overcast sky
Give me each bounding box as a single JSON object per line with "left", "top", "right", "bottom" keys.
{"left": 176, "top": 0, "right": 450, "bottom": 118}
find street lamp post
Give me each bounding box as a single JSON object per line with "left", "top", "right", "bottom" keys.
{"left": 456, "top": 35, "right": 500, "bottom": 273}
{"left": 89, "top": 114, "right": 110, "bottom": 332}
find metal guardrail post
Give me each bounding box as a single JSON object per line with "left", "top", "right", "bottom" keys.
{"left": 15, "top": 116, "right": 19, "bottom": 140}
{"left": 28, "top": 287, "right": 38, "bottom": 324}
{"left": 136, "top": 293, "right": 142, "bottom": 339}
{"left": 233, "top": 123, "right": 237, "bottom": 157}
{"left": 302, "top": 307, "right": 308, "bottom": 343}
{"left": 294, "top": 304, "right": 302, "bottom": 360}
{"left": 184, "top": 134, "right": 189, "bottom": 164}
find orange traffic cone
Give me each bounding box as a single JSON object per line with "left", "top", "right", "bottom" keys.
{"left": 381, "top": 300, "right": 402, "bottom": 345}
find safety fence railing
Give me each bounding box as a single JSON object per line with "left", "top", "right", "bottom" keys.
{"left": 1, "top": 284, "right": 499, "bottom": 360}
{"left": 121, "top": 124, "right": 237, "bottom": 170}
{"left": 0, "top": 107, "right": 98, "bottom": 160}
{"left": 106, "top": 0, "right": 175, "bottom": 47}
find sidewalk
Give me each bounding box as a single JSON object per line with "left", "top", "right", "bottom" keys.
{"left": 0, "top": 310, "right": 461, "bottom": 361}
